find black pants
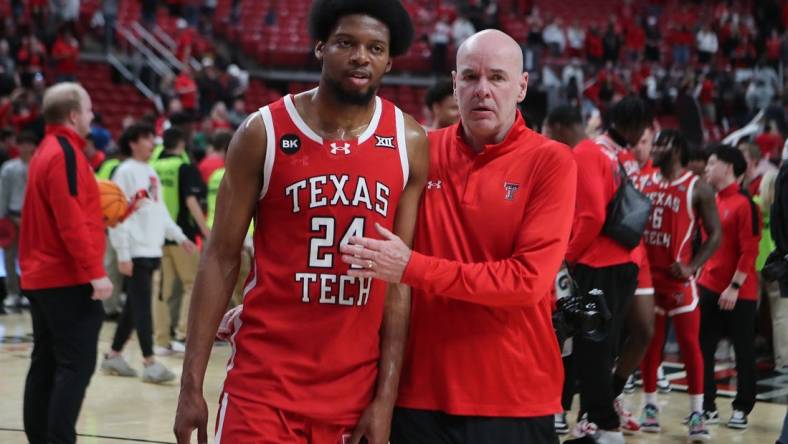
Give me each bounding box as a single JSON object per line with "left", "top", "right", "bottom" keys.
{"left": 111, "top": 257, "right": 160, "bottom": 358}
{"left": 699, "top": 286, "right": 757, "bottom": 414}
{"left": 391, "top": 407, "right": 558, "bottom": 444}
{"left": 571, "top": 262, "right": 638, "bottom": 430}
{"left": 561, "top": 354, "right": 576, "bottom": 412}
{"left": 23, "top": 284, "right": 105, "bottom": 444}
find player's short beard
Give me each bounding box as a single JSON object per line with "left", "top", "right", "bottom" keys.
{"left": 325, "top": 75, "right": 378, "bottom": 106}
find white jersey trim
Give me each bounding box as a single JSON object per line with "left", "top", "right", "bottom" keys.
{"left": 259, "top": 106, "right": 276, "bottom": 200}
{"left": 670, "top": 170, "right": 694, "bottom": 187}
{"left": 283, "top": 94, "right": 383, "bottom": 145}
{"left": 357, "top": 97, "right": 382, "bottom": 144}
{"left": 214, "top": 392, "right": 229, "bottom": 444}
{"left": 395, "top": 107, "right": 409, "bottom": 190}
{"left": 675, "top": 175, "right": 699, "bottom": 263}
{"left": 284, "top": 94, "right": 323, "bottom": 143}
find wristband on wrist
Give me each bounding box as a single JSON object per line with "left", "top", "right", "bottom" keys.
{"left": 731, "top": 281, "right": 742, "bottom": 290}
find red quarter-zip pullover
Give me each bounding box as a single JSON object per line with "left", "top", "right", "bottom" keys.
{"left": 398, "top": 113, "right": 576, "bottom": 416}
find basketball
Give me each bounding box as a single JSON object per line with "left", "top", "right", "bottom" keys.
{"left": 98, "top": 179, "right": 128, "bottom": 228}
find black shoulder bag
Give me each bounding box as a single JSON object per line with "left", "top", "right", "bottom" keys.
{"left": 601, "top": 161, "right": 652, "bottom": 249}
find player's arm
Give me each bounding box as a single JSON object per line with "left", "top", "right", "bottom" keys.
{"left": 185, "top": 196, "right": 210, "bottom": 238}
{"left": 686, "top": 179, "right": 722, "bottom": 273}
{"left": 720, "top": 199, "right": 761, "bottom": 311}
{"left": 174, "top": 113, "right": 266, "bottom": 444}
{"left": 350, "top": 116, "right": 428, "bottom": 444}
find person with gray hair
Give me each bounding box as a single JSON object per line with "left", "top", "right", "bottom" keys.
{"left": 19, "top": 82, "right": 113, "bottom": 444}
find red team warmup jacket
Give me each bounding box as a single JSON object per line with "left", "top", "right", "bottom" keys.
{"left": 20, "top": 125, "right": 106, "bottom": 290}
{"left": 397, "top": 113, "right": 577, "bottom": 417}
{"left": 698, "top": 183, "right": 761, "bottom": 300}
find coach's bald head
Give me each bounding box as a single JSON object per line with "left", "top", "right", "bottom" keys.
{"left": 453, "top": 30, "right": 528, "bottom": 151}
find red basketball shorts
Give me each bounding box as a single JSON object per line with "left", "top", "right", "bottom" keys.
{"left": 214, "top": 392, "right": 354, "bottom": 444}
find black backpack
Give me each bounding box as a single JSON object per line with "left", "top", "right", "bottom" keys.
{"left": 602, "top": 162, "right": 652, "bottom": 249}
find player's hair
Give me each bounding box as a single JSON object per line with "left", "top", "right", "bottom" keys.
{"left": 607, "top": 96, "right": 652, "bottom": 133}
{"left": 211, "top": 131, "right": 233, "bottom": 153}
{"left": 654, "top": 129, "right": 689, "bottom": 165}
{"left": 425, "top": 78, "right": 454, "bottom": 109}
{"left": 118, "top": 123, "right": 155, "bottom": 156}
{"left": 16, "top": 130, "right": 38, "bottom": 146}
{"left": 42, "top": 82, "right": 87, "bottom": 125}
{"left": 712, "top": 144, "right": 747, "bottom": 177}
{"left": 545, "top": 105, "right": 583, "bottom": 128}
{"left": 690, "top": 145, "right": 712, "bottom": 162}
{"left": 169, "top": 112, "right": 194, "bottom": 127}
{"left": 308, "top": 0, "right": 414, "bottom": 57}
{"left": 163, "top": 127, "right": 187, "bottom": 151}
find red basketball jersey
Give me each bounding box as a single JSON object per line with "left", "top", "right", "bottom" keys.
{"left": 641, "top": 170, "right": 699, "bottom": 291}
{"left": 221, "top": 94, "right": 409, "bottom": 425}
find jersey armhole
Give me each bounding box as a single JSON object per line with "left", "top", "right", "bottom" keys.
{"left": 394, "top": 107, "right": 409, "bottom": 190}
{"left": 258, "top": 106, "right": 276, "bottom": 200}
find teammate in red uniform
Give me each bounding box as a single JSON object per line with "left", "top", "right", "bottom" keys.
{"left": 173, "top": 1, "right": 429, "bottom": 443}
{"left": 343, "top": 30, "right": 577, "bottom": 443}
{"left": 637, "top": 129, "right": 721, "bottom": 441}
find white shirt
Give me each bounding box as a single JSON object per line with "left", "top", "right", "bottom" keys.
{"left": 430, "top": 21, "right": 451, "bottom": 45}
{"left": 543, "top": 23, "right": 566, "bottom": 51}
{"left": 452, "top": 18, "right": 475, "bottom": 47}
{"left": 567, "top": 26, "right": 585, "bottom": 49}
{"left": 109, "top": 159, "right": 186, "bottom": 262}
{"left": 696, "top": 30, "right": 719, "bottom": 53}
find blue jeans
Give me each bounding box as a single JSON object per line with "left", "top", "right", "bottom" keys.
{"left": 779, "top": 407, "right": 788, "bottom": 444}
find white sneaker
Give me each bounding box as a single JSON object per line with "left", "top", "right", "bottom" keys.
{"left": 623, "top": 375, "right": 636, "bottom": 394}
{"left": 101, "top": 354, "right": 138, "bottom": 377}
{"left": 153, "top": 345, "right": 174, "bottom": 356}
{"left": 4, "top": 294, "right": 21, "bottom": 308}
{"left": 727, "top": 410, "right": 748, "bottom": 430}
{"left": 142, "top": 361, "right": 176, "bottom": 384}
{"left": 170, "top": 339, "right": 186, "bottom": 353}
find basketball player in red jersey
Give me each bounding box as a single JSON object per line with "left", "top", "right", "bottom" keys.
{"left": 173, "top": 1, "right": 428, "bottom": 443}
{"left": 637, "top": 129, "right": 721, "bottom": 441}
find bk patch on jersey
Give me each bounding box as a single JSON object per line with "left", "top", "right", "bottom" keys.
{"left": 280, "top": 134, "right": 301, "bottom": 155}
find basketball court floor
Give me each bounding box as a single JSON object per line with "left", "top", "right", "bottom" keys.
{"left": 1, "top": 311, "right": 785, "bottom": 443}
